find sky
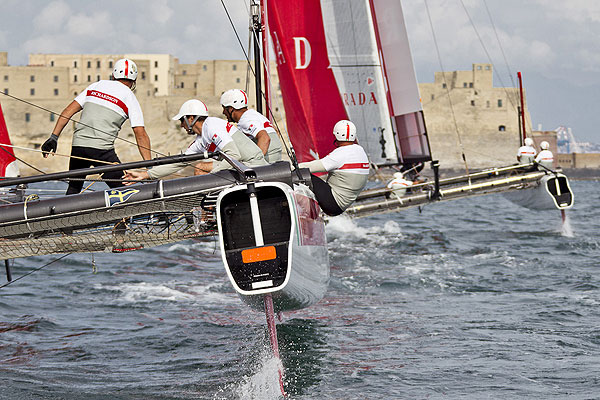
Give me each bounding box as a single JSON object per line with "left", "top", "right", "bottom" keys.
{"left": 0, "top": 0, "right": 598, "bottom": 143}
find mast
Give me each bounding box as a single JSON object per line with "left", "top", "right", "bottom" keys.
{"left": 251, "top": 1, "right": 262, "bottom": 113}
{"left": 517, "top": 71, "right": 526, "bottom": 144}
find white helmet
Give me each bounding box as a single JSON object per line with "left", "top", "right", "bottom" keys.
{"left": 333, "top": 120, "right": 357, "bottom": 142}
{"left": 524, "top": 137, "right": 534, "bottom": 146}
{"left": 112, "top": 58, "right": 138, "bottom": 81}
{"left": 172, "top": 99, "right": 209, "bottom": 121}
{"left": 220, "top": 89, "right": 248, "bottom": 109}
{"left": 540, "top": 140, "right": 550, "bottom": 150}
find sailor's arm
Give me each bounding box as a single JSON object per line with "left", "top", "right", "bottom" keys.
{"left": 42, "top": 100, "right": 82, "bottom": 158}
{"left": 132, "top": 126, "right": 152, "bottom": 160}
{"left": 298, "top": 159, "right": 327, "bottom": 173}
{"left": 255, "top": 130, "right": 271, "bottom": 156}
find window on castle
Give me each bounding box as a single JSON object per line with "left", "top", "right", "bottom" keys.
{"left": 97, "top": 60, "right": 101, "bottom": 68}
{"left": 25, "top": 113, "right": 30, "bottom": 122}
{"left": 30, "top": 75, "right": 35, "bottom": 82}
{"left": 87, "top": 61, "right": 91, "bottom": 68}
{"left": 233, "top": 65, "right": 237, "bottom": 71}
{"left": 469, "top": 82, "right": 473, "bottom": 88}
{"left": 498, "top": 125, "right": 506, "bottom": 131}
{"left": 498, "top": 99, "right": 503, "bottom": 107}
{"left": 50, "top": 60, "right": 55, "bottom": 66}
{"left": 471, "top": 100, "right": 475, "bottom": 106}
{"left": 463, "top": 82, "right": 467, "bottom": 88}
{"left": 50, "top": 113, "right": 55, "bottom": 122}
{"left": 54, "top": 75, "right": 59, "bottom": 82}
{"left": 442, "top": 83, "right": 446, "bottom": 89}
{"left": 54, "top": 88, "right": 59, "bottom": 96}
{"left": 30, "top": 88, "right": 35, "bottom": 96}
{"left": 74, "top": 61, "right": 78, "bottom": 68}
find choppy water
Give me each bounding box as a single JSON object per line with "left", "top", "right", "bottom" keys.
{"left": 1, "top": 180, "right": 599, "bottom": 399}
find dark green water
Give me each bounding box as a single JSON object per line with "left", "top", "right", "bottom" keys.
{"left": 1, "top": 180, "right": 598, "bottom": 399}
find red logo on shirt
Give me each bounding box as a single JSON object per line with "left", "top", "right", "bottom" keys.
{"left": 87, "top": 90, "right": 129, "bottom": 115}
{"left": 226, "top": 122, "right": 233, "bottom": 132}
{"left": 264, "top": 121, "right": 272, "bottom": 129}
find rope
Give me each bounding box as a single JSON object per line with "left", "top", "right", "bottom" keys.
{"left": 424, "top": 0, "right": 471, "bottom": 177}
{"left": 0, "top": 253, "right": 71, "bottom": 290}
{"left": 0, "top": 93, "right": 236, "bottom": 185}
{"left": 221, "top": 0, "right": 300, "bottom": 170}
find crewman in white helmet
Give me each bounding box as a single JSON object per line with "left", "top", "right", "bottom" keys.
{"left": 517, "top": 137, "right": 537, "bottom": 165}
{"left": 41, "top": 58, "right": 152, "bottom": 195}
{"left": 123, "top": 99, "right": 267, "bottom": 182}
{"left": 298, "top": 120, "right": 370, "bottom": 216}
{"left": 535, "top": 140, "right": 554, "bottom": 171}
{"left": 220, "top": 89, "right": 283, "bottom": 163}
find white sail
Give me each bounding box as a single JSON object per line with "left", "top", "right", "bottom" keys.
{"left": 320, "top": 0, "right": 398, "bottom": 165}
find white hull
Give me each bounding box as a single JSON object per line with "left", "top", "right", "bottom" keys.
{"left": 503, "top": 173, "right": 574, "bottom": 210}
{"left": 217, "top": 181, "right": 329, "bottom": 313}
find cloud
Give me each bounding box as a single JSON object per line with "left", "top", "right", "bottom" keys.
{"left": 66, "top": 11, "right": 113, "bottom": 37}
{"left": 147, "top": 0, "right": 174, "bottom": 25}
{"left": 32, "top": 0, "right": 71, "bottom": 33}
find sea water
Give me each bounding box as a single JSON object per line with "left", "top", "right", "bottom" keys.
{"left": 1, "top": 180, "right": 599, "bottom": 399}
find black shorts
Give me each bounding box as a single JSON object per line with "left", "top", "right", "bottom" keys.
{"left": 66, "top": 146, "right": 123, "bottom": 195}
{"left": 310, "top": 174, "right": 344, "bottom": 216}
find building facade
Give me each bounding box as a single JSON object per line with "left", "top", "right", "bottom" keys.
{"left": 420, "top": 63, "right": 532, "bottom": 169}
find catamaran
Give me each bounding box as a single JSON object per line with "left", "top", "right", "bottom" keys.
{"left": 0, "top": 0, "right": 575, "bottom": 395}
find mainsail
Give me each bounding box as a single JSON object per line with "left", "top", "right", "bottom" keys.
{"left": 265, "top": 0, "right": 432, "bottom": 166}
{"left": 0, "top": 102, "right": 19, "bottom": 178}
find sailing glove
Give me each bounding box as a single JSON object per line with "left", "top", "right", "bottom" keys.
{"left": 41, "top": 134, "right": 59, "bottom": 156}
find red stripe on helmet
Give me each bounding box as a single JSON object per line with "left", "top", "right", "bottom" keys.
{"left": 240, "top": 90, "right": 247, "bottom": 104}
{"left": 125, "top": 60, "right": 129, "bottom": 78}
{"left": 346, "top": 123, "right": 350, "bottom": 140}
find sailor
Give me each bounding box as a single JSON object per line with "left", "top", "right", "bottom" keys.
{"left": 387, "top": 171, "right": 412, "bottom": 197}
{"left": 517, "top": 137, "right": 537, "bottom": 164}
{"left": 535, "top": 140, "right": 554, "bottom": 171}
{"left": 123, "top": 99, "right": 267, "bottom": 182}
{"left": 220, "top": 89, "right": 283, "bottom": 163}
{"left": 298, "top": 120, "right": 370, "bottom": 216}
{"left": 41, "top": 58, "right": 151, "bottom": 195}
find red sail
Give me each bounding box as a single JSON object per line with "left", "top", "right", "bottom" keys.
{"left": 0, "top": 102, "right": 19, "bottom": 178}
{"left": 265, "top": 1, "right": 347, "bottom": 162}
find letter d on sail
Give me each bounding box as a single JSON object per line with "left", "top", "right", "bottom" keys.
{"left": 293, "top": 37, "right": 311, "bottom": 69}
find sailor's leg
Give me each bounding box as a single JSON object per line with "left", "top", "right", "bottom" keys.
{"left": 310, "top": 174, "right": 343, "bottom": 216}
{"left": 65, "top": 146, "right": 89, "bottom": 195}
{"left": 96, "top": 149, "right": 123, "bottom": 188}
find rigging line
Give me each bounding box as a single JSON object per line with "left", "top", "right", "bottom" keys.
{"left": 247, "top": 5, "right": 297, "bottom": 166}
{"left": 221, "top": 0, "right": 297, "bottom": 167}
{"left": 483, "top": 0, "right": 533, "bottom": 135}
{"left": 483, "top": 0, "right": 516, "bottom": 89}
{"left": 0, "top": 92, "right": 237, "bottom": 184}
{"left": 0, "top": 90, "right": 156, "bottom": 157}
{"left": 0, "top": 143, "right": 46, "bottom": 175}
{"left": 458, "top": 0, "right": 521, "bottom": 114}
{"left": 424, "top": 0, "right": 471, "bottom": 177}
{"left": 0, "top": 253, "right": 71, "bottom": 290}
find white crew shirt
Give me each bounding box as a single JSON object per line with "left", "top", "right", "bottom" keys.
{"left": 301, "top": 144, "right": 370, "bottom": 211}
{"left": 535, "top": 149, "right": 554, "bottom": 170}
{"left": 237, "top": 109, "right": 283, "bottom": 162}
{"left": 517, "top": 145, "right": 537, "bottom": 164}
{"left": 72, "top": 80, "right": 144, "bottom": 149}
